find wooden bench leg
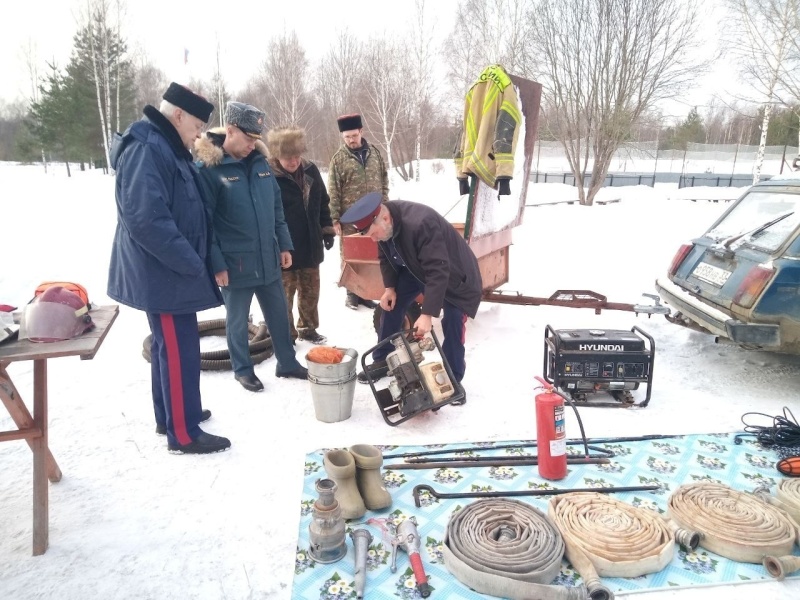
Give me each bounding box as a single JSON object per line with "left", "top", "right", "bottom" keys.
{"left": 32, "top": 359, "right": 48, "bottom": 555}
{"left": 0, "top": 365, "right": 62, "bottom": 483}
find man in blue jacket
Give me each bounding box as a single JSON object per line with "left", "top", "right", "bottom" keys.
{"left": 108, "top": 83, "right": 231, "bottom": 454}
{"left": 195, "top": 102, "right": 307, "bottom": 393}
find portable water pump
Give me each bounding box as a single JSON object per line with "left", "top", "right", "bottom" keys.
{"left": 361, "top": 329, "right": 466, "bottom": 426}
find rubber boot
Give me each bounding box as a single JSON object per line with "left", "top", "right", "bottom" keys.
{"left": 323, "top": 449, "right": 366, "bottom": 520}
{"left": 349, "top": 444, "right": 392, "bottom": 511}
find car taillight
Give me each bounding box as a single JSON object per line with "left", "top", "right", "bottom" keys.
{"left": 668, "top": 244, "right": 693, "bottom": 276}
{"left": 733, "top": 265, "right": 774, "bottom": 308}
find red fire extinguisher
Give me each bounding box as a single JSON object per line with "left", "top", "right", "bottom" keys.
{"left": 534, "top": 376, "right": 567, "bottom": 480}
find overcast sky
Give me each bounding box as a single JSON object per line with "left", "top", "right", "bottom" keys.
{"left": 3, "top": 0, "right": 736, "bottom": 123}
{"left": 2, "top": 0, "right": 458, "bottom": 105}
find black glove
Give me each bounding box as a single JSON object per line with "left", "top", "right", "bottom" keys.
{"left": 496, "top": 177, "right": 511, "bottom": 196}
{"left": 323, "top": 234, "right": 335, "bottom": 250}
{"left": 458, "top": 178, "right": 470, "bottom": 196}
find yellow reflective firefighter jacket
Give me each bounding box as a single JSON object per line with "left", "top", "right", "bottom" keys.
{"left": 455, "top": 64, "right": 521, "bottom": 188}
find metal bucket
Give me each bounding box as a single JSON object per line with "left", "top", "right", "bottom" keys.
{"left": 306, "top": 348, "right": 358, "bottom": 423}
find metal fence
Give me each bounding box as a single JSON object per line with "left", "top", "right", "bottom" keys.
{"left": 530, "top": 171, "right": 762, "bottom": 188}
{"left": 530, "top": 141, "right": 799, "bottom": 187}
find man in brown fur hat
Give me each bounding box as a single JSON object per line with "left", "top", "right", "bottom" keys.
{"left": 266, "top": 126, "right": 335, "bottom": 345}
{"left": 195, "top": 102, "right": 307, "bottom": 393}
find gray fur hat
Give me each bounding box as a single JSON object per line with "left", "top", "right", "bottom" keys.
{"left": 267, "top": 127, "right": 307, "bottom": 158}
{"left": 225, "top": 101, "right": 266, "bottom": 138}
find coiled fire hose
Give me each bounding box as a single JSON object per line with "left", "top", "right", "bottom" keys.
{"left": 142, "top": 319, "right": 273, "bottom": 371}
{"left": 441, "top": 498, "right": 588, "bottom": 600}
{"left": 667, "top": 483, "right": 799, "bottom": 565}
{"left": 752, "top": 479, "right": 800, "bottom": 580}
{"left": 548, "top": 493, "right": 692, "bottom": 600}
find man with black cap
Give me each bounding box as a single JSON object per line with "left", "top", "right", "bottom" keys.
{"left": 328, "top": 113, "right": 389, "bottom": 310}
{"left": 108, "top": 82, "right": 231, "bottom": 454}
{"left": 341, "top": 193, "right": 482, "bottom": 391}
{"left": 196, "top": 102, "right": 308, "bottom": 394}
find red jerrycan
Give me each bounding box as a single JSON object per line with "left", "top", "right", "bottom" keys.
{"left": 534, "top": 376, "right": 567, "bottom": 480}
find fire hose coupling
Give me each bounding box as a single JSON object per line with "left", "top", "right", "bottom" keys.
{"left": 390, "top": 518, "right": 431, "bottom": 598}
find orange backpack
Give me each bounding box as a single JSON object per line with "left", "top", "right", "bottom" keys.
{"left": 33, "top": 281, "right": 91, "bottom": 308}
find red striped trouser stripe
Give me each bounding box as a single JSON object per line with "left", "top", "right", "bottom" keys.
{"left": 160, "top": 314, "right": 190, "bottom": 445}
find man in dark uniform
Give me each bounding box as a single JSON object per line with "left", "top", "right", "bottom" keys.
{"left": 108, "top": 83, "right": 230, "bottom": 454}
{"left": 340, "top": 193, "right": 482, "bottom": 388}
{"left": 195, "top": 102, "right": 308, "bottom": 393}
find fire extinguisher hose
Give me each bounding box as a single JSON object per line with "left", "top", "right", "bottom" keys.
{"left": 667, "top": 482, "right": 799, "bottom": 564}
{"left": 548, "top": 492, "right": 676, "bottom": 594}
{"left": 441, "top": 498, "right": 588, "bottom": 600}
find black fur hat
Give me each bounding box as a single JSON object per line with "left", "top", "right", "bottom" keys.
{"left": 337, "top": 113, "right": 363, "bottom": 132}
{"left": 162, "top": 82, "right": 214, "bottom": 123}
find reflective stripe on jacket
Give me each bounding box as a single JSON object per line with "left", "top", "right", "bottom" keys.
{"left": 455, "top": 64, "right": 521, "bottom": 187}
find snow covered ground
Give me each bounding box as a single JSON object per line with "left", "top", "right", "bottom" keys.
{"left": 1, "top": 161, "right": 799, "bottom": 600}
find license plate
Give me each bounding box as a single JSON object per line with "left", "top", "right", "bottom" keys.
{"left": 692, "top": 262, "right": 731, "bottom": 287}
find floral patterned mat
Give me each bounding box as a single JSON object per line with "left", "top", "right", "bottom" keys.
{"left": 292, "top": 433, "right": 800, "bottom": 599}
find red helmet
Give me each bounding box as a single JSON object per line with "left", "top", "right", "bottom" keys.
{"left": 22, "top": 286, "right": 95, "bottom": 343}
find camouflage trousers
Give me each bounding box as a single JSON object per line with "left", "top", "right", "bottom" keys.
{"left": 282, "top": 267, "right": 321, "bottom": 340}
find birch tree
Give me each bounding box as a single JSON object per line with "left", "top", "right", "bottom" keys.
{"left": 258, "top": 29, "right": 312, "bottom": 128}
{"left": 443, "top": 0, "right": 534, "bottom": 95}
{"left": 78, "top": 0, "right": 131, "bottom": 170}
{"left": 213, "top": 37, "right": 226, "bottom": 127}
{"left": 361, "top": 36, "right": 414, "bottom": 177}
{"left": 410, "top": 0, "right": 435, "bottom": 181}
{"left": 317, "top": 31, "right": 364, "bottom": 117}
{"left": 528, "top": 0, "right": 705, "bottom": 205}
{"left": 725, "top": 0, "right": 800, "bottom": 181}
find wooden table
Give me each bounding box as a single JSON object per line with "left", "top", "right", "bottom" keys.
{"left": 0, "top": 305, "right": 119, "bottom": 555}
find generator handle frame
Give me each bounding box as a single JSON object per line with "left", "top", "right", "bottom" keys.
{"left": 632, "top": 325, "right": 655, "bottom": 407}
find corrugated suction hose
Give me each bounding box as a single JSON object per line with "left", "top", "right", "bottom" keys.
{"left": 142, "top": 319, "right": 273, "bottom": 371}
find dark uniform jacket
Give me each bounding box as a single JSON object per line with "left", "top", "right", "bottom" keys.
{"left": 379, "top": 200, "right": 482, "bottom": 318}
{"left": 107, "top": 105, "right": 223, "bottom": 314}
{"left": 195, "top": 129, "right": 294, "bottom": 288}
{"left": 268, "top": 157, "right": 334, "bottom": 270}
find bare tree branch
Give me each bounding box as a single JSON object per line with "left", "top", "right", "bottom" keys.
{"left": 724, "top": 0, "right": 800, "bottom": 177}
{"left": 528, "top": 0, "right": 706, "bottom": 204}
{"left": 256, "top": 29, "right": 312, "bottom": 128}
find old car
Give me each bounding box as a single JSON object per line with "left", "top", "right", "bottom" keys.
{"left": 655, "top": 172, "right": 800, "bottom": 353}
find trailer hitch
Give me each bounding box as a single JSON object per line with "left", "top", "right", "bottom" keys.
{"left": 412, "top": 483, "right": 662, "bottom": 507}
{"left": 481, "top": 289, "right": 669, "bottom": 316}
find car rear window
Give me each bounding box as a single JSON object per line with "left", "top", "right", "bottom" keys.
{"left": 706, "top": 189, "right": 800, "bottom": 253}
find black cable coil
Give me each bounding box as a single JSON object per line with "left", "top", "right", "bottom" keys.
{"left": 738, "top": 407, "right": 800, "bottom": 476}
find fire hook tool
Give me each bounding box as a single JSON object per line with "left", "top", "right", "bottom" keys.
{"left": 386, "top": 456, "right": 610, "bottom": 470}
{"left": 382, "top": 434, "right": 682, "bottom": 460}
{"left": 412, "top": 483, "right": 662, "bottom": 507}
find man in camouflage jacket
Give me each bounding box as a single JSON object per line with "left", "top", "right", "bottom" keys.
{"left": 327, "top": 113, "right": 389, "bottom": 309}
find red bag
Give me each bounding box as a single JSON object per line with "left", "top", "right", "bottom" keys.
{"left": 33, "top": 281, "right": 90, "bottom": 308}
